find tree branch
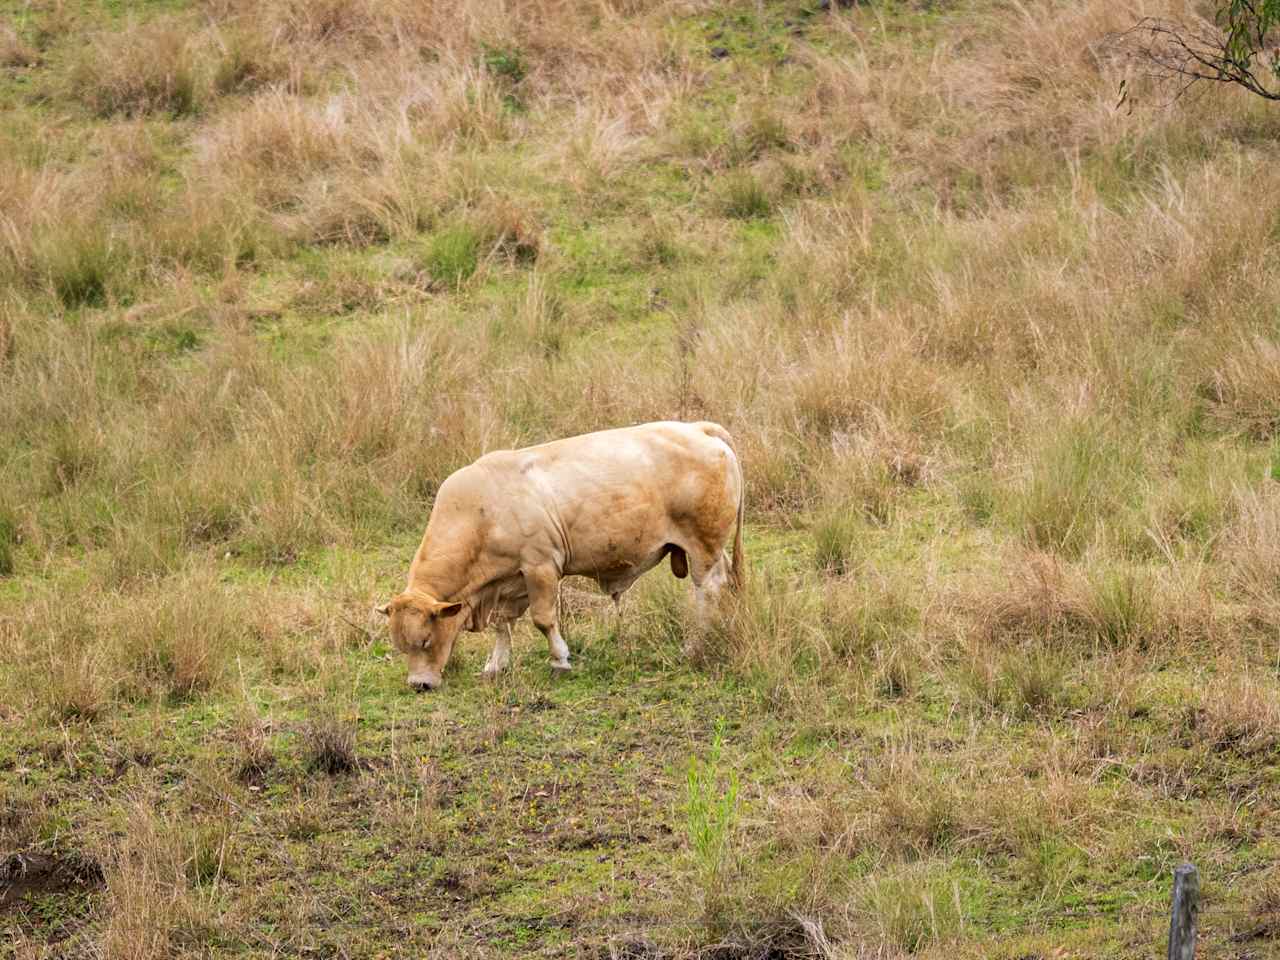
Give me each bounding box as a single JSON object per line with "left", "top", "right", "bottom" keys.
{"left": 1110, "top": 15, "right": 1280, "bottom": 102}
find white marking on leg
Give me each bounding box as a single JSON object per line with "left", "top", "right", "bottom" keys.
{"left": 483, "top": 623, "right": 512, "bottom": 678}
{"left": 548, "top": 625, "right": 571, "bottom": 670}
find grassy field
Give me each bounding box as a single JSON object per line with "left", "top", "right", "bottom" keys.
{"left": 3, "top": 0, "right": 1280, "bottom": 956}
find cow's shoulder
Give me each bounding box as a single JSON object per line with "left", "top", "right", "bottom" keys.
{"left": 472, "top": 447, "right": 544, "bottom": 478}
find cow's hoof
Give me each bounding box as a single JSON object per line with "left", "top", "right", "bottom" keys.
{"left": 481, "top": 668, "right": 501, "bottom": 682}
{"left": 549, "top": 659, "right": 572, "bottom": 673}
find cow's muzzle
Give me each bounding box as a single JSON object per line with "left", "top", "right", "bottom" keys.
{"left": 408, "top": 674, "right": 440, "bottom": 693}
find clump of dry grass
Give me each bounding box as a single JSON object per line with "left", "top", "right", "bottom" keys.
{"left": 0, "top": 500, "right": 17, "bottom": 578}
{"left": 1220, "top": 486, "right": 1280, "bottom": 616}
{"left": 968, "top": 550, "right": 1227, "bottom": 674}
{"left": 0, "top": 570, "right": 247, "bottom": 719}
{"left": 5, "top": 0, "right": 1280, "bottom": 951}
{"left": 966, "top": 552, "right": 1091, "bottom": 645}
{"left": 186, "top": 53, "right": 529, "bottom": 249}
{"left": 31, "top": 648, "right": 113, "bottom": 723}
{"left": 231, "top": 707, "right": 275, "bottom": 784}
{"left": 0, "top": 154, "right": 151, "bottom": 305}
{"left": 303, "top": 704, "right": 360, "bottom": 775}
{"left": 552, "top": 106, "right": 642, "bottom": 195}
{"left": 109, "top": 574, "right": 244, "bottom": 701}
{"left": 0, "top": 20, "right": 38, "bottom": 67}
{"left": 956, "top": 640, "right": 1076, "bottom": 719}
{"left": 813, "top": 420, "right": 932, "bottom": 536}
{"left": 1006, "top": 416, "right": 1144, "bottom": 558}
{"left": 1242, "top": 871, "right": 1280, "bottom": 942}
{"left": 965, "top": 550, "right": 1187, "bottom": 652}
{"left": 789, "top": 319, "right": 952, "bottom": 442}
{"left": 1145, "top": 442, "right": 1249, "bottom": 554}
{"left": 491, "top": 270, "right": 570, "bottom": 358}
{"left": 860, "top": 861, "right": 966, "bottom": 953}
{"left": 0, "top": 299, "right": 14, "bottom": 366}
{"left": 1, "top": 592, "right": 113, "bottom": 722}
{"left": 98, "top": 805, "right": 232, "bottom": 959}
{"left": 67, "top": 18, "right": 201, "bottom": 117}
{"left": 1200, "top": 335, "right": 1280, "bottom": 439}
{"left": 193, "top": 89, "right": 358, "bottom": 202}
{"left": 812, "top": 507, "right": 867, "bottom": 577}
{"left": 208, "top": 22, "right": 293, "bottom": 96}
{"left": 690, "top": 573, "right": 827, "bottom": 689}
{"left": 873, "top": 756, "right": 960, "bottom": 858}
{"left": 1187, "top": 670, "right": 1280, "bottom": 757}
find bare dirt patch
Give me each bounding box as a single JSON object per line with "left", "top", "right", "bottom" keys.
{"left": 1, "top": 850, "right": 104, "bottom": 909}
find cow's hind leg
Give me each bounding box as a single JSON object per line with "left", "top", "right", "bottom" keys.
{"left": 525, "top": 566, "right": 571, "bottom": 672}
{"left": 482, "top": 621, "right": 513, "bottom": 679}
{"left": 688, "top": 547, "right": 732, "bottom": 623}
{"left": 609, "top": 591, "right": 623, "bottom": 639}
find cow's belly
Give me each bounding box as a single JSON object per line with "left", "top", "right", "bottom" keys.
{"left": 563, "top": 532, "right": 670, "bottom": 593}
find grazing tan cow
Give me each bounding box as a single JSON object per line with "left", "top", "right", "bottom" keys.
{"left": 377, "top": 421, "right": 745, "bottom": 691}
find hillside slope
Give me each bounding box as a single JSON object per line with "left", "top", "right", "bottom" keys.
{"left": 2, "top": 0, "right": 1279, "bottom": 957}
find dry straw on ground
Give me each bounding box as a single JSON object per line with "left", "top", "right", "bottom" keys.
{"left": 3, "top": 0, "right": 1280, "bottom": 955}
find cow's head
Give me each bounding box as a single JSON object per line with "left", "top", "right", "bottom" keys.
{"left": 376, "top": 592, "right": 466, "bottom": 692}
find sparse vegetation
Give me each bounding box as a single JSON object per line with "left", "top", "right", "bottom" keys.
{"left": 302, "top": 703, "right": 360, "bottom": 775}
{"left": 684, "top": 719, "right": 741, "bottom": 933}
{"left": 3, "top": 0, "right": 1280, "bottom": 955}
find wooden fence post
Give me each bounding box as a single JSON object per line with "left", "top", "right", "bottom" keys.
{"left": 1168, "top": 862, "right": 1199, "bottom": 960}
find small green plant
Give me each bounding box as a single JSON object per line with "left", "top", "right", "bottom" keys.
{"left": 685, "top": 718, "right": 740, "bottom": 927}
{"left": 481, "top": 44, "right": 526, "bottom": 84}
{"left": 717, "top": 170, "right": 773, "bottom": 220}
{"left": 41, "top": 228, "right": 121, "bottom": 308}
{"left": 0, "top": 507, "right": 16, "bottom": 576}
{"left": 1088, "top": 567, "right": 1157, "bottom": 648}
{"left": 513, "top": 271, "right": 569, "bottom": 359}
{"left": 866, "top": 864, "right": 966, "bottom": 952}
{"left": 1004, "top": 647, "right": 1072, "bottom": 717}
{"left": 184, "top": 819, "right": 233, "bottom": 887}
{"left": 1010, "top": 420, "right": 1141, "bottom": 557}
{"left": 731, "top": 108, "right": 788, "bottom": 164}
{"left": 958, "top": 473, "right": 996, "bottom": 523}
{"left": 422, "top": 224, "right": 482, "bottom": 289}
{"left": 813, "top": 507, "right": 861, "bottom": 575}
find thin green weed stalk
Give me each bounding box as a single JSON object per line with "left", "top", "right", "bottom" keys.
{"left": 685, "top": 717, "right": 740, "bottom": 932}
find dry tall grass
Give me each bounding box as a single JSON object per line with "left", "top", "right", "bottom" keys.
{"left": 4, "top": 0, "right": 1280, "bottom": 954}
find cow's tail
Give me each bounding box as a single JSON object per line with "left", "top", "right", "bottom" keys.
{"left": 729, "top": 477, "right": 745, "bottom": 592}
{"left": 696, "top": 421, "right": 746, "bottom": 591}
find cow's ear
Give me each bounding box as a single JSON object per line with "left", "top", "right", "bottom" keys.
{"left": 438, "top": 601, "right": 465, "bottom": 619}
{"left": 375, "top": 602, "right": 392, "bottom": 617}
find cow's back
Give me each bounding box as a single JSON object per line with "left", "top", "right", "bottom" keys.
{"left": 464, "top": 422, "right": 737, "bottom": 579}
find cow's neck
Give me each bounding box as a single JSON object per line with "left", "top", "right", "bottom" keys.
{"left": 407, "top": 555, "right": 465, "bottom": 602}
{"left": 406, "top": 543, "right": 501, "bottom": 605}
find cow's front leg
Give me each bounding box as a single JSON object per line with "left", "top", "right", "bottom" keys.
{"left": 525, "top": 566, "right": 571, "bottom": 672}
{"left": 482, "top": 622, "right": 513, "bottom": 679}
